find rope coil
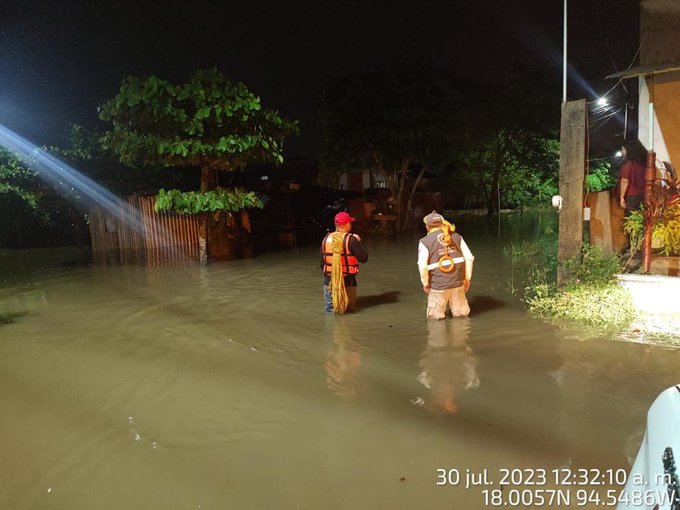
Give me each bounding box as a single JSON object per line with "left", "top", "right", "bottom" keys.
{"left": 330, "top": 232, "right": 349, "bottom": 313}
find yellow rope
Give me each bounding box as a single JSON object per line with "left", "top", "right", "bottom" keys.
{"left": 330, "top": 232, "right": 349, "bottom": 313}
{"left": 426, "top": 219, "right": 456, "bottom": 246}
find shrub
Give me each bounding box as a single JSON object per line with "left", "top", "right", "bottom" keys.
{"left": 505, "top": 238, "right": 635, "bottom": 329}
{"left": 623, "top": 205, "right": 680, "bottom": 256}
{"left": 585, "top": 162, "right": 615, "bottom": 193}
{"left": 527, "top": 283, "right": 634, "bottom": 327}
{"left": 560, "top": 244, "right": 624, "bottom": 285}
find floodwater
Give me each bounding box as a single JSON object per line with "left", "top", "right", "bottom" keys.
{"left": 1, "top": 212, "right": 678, "bottom": 510}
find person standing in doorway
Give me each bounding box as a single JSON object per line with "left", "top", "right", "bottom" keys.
{"left": 417, "top": 211, "right": 474, "bottom": 319}
{"left": 321, "top": 212, "right": 368, "bottom": 313}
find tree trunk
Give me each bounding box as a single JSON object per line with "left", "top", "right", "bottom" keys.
{"left": 402, "top": 164, "right": 427, "bottom": 231}
{"left": 198, "top": 167, "right": 216, "bottom": 264}
{"left": 394, "top": 159, "right": 409, "bottom": 232}
{"left": 372, "top": 152, "right": 411, "bottom": 233}
{"left": 487, "top": 132, "right": 506, "bottom": 216}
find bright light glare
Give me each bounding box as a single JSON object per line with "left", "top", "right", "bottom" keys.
{"left": 597, "top": 97, "right": 608, "bottom": 107}
{"left": 615, "top": 150, "right": 623, "bottom": 157}
{"left": 0, "top": 123, "right": 149, "bottom": 234}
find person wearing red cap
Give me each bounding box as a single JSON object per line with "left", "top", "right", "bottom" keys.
{"left": 320, "top": 212, "right": 368, "bottom": 313}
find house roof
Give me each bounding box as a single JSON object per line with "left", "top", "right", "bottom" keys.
{"left": 606, "top": 61, "right": 680, "bottom": 79}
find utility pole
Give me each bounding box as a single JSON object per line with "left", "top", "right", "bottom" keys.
{"left": 563, "top": 0, "right": 568, "bottom": 102}
{"left": 558, "top": 100, "right": 587, "bottom": 284}
{"left": 557, "top": 0, "right": 586, "bottom": 284}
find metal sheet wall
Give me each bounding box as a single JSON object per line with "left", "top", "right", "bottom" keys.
{"left": 89, "top": 196, "right": 200, "bottom": 266}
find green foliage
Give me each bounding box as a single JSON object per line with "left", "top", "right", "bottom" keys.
{"left": 623, "top": 204, "right": 680, "bottom": 256}
{"left": 623, "top": 209, "right": 645, "bottom": 253}
{"left": 504, "top": 226, "right": 558, "bottom": 274}
{"left": 0, "top": 148, "right": 76, "bottom": 247}
{"left": 99, "top": 69, "right": 298, "bottom": 170}
{"left": 585, "top": 161, "right": 615, "bottom": 193}
{"left": 318, "top": 60, "right": 460, "bottom": 228}
{"left": 51, "top": 124, "right": 194, "bottom": 197}
{"left": 505, "top": 235, "right": 633, "bottom": 329}
{"left": 154, "top": 187, "right": 264, "bottom": 215}
{"left": 451, "top": 99, "right": 560, "bottom": 212}
{"left": 657, "top": 208, "right": 680, "bottom": 255}
{"left": 527, "top": 242, "right": 632, "bottom": 329}
{"left": 0, "top": 147, "right": 41, "bottom": 209}
{"left": 504, "top": 227, "right": 558, "bottom": 297}
{"left": 560, "top": 244, "right": 624, "bottom": 285}
{"left": 527, "top": 283, "right": 635, "bottom": 328}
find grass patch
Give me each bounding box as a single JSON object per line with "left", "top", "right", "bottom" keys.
{"left": 505, "top": 231, "right": 635, "bottom": 329}
{"left": 528, "top": 283, "right": 635, "bottom": 328}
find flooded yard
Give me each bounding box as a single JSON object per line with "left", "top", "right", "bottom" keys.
{"left": 1, "top": 213, "right": 678, "bottom": 509}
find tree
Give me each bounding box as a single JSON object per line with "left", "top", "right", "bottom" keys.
{"left": 99, "top": 69, "right": 298, "bottom": 261}
{"left": 318, "top": 61, "right": 460, "bottom": 231}
{"left": 451, "top": 93, "right": 559, "bottom": 214}
{"left": 0, "top": 148, "right": 75, "bottom": 248}
{"left": 52, "top": 124, "right": 194, "bottom": 197}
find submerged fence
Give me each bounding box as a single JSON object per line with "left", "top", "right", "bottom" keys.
{"left": 89, "top": 195, "right": 200, "bottom": 266}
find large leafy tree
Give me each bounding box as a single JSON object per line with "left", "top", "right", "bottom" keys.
{"left": 318, "top": 60, "right": 460, "bottom": 231}
{"left": 450, "top": 89, "right": 559, "bottom": 214}
{"left": 52, "top": 124, "right": 192, "bottom": 197}
{"left": 99, "top": 69, "right": 298, "bottom": 190}
{"left": 98, "top": 68, "right": 298, "bottom": 261}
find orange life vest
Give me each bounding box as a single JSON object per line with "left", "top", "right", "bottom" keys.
{"left": 321, "top": 232, "right": 360, "bottom": 277}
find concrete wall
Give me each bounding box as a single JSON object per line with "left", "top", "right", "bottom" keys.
{"left": 638, "top": 0, "right": 680, "bottom": 169}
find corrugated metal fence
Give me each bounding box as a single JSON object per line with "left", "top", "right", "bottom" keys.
{"left": 89, "top": 195, "right": 200, "bottom": 266}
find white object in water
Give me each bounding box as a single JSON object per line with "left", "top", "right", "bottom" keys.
{"left": 618, "top": 384, "right": 680, "bottom": 509}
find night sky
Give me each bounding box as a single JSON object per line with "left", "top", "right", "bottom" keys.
{"left": 1, "top": 0, "right": 639, "bottom": 158}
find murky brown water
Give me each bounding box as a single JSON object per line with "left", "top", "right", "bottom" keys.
{"left": 1, "top": 213, "right": 679, "bottom": 509}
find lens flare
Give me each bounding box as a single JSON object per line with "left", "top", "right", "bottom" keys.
{"left": 0, "top": 123, "right": 191, "bottom": 264}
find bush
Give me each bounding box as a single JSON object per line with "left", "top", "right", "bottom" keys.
{"left": 623, "top": 205, "right": 680, "bottom": 256}
{"left": 527, "top": 283, "right": 634, "bottom": 327}
{"left": 560, "top": 244, "right": 624, "bottom": 285}
{"left": 585, "top": 162, "right": 615, "bottom": 193}
{"left": 505, "top": 237, "right": 635, "bottom": 329}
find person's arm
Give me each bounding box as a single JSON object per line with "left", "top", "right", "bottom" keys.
{"left": 619, "top": 162, "right": 631, "bottom": 208}
{"left": 320, "top": 234, "right": 327, "bottom": 270}
{"left": 619, "top": 179, "right": 630, "bottom": 208}
{"left": 460, "top": 237, "right": 474, "bottom": 292}
{"left": 417, "top": 242, "right": 430, "bottom": 292}
{"left": 348, "top": 234, "right": 368, "bottom": 263}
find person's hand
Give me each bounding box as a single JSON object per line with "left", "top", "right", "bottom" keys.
{"left": 463, "top": 279, "right": 471, "bottom": 292}
{"left": 422, "top": 285, "right": 430, "bottom": 294}
{"left": 620, "top": 197, "right": 626, "bottom": 209}
{"left": 352, "top": 234, "right": 362, "bottom": 242}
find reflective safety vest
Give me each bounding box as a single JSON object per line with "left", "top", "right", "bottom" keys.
{"left": 420, "top": 230, "right": 465, "bottom": 290}
{"left": 321, "top": 232, "right": 360, "bottom": 276}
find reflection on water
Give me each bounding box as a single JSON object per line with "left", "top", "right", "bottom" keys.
{"left": 416, "top": 318, "right": 478, "bottom": 414}
{"left": 1, "top": 212, "right": 680, "bottom": 509}
{"left": 325, "top": 317, "right": 365, "bottom": 398}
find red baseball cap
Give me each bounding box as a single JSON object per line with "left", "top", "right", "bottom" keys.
{"left": 334, "top": 211, "right": 356, "bottom": 225}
